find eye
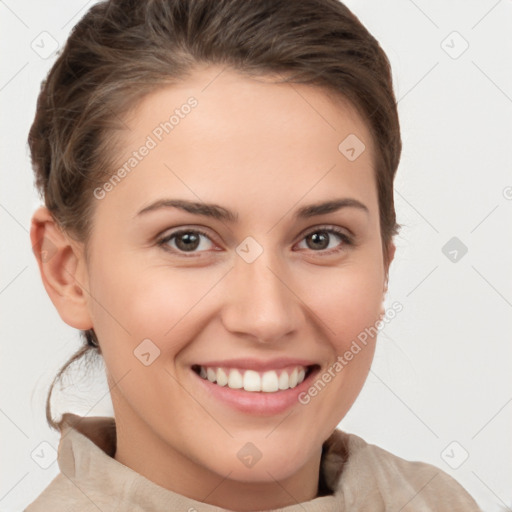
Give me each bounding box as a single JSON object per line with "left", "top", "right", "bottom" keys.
{"left": 157, "top": 225, "right": 353, "bottom": 257}
{"left": 157, "top": 228, "right": 217, "bottom": 255}
{"left": 296, "top": 226, "right": 353, "bottom": 254}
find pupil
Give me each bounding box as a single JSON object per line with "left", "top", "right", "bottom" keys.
{"left": 308, "top": 232, "right": 328, "bottom": 250}
{"left": 176, "top": 232, "right": 199, "bottom": 251}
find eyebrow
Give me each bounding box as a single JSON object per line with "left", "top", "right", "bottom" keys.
{"left": 135, "top": 197, "right": 369, "bottom": 222}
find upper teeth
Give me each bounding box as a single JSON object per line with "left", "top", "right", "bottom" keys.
{"left": 198, "top": 365, "right": 307, "bottom": 392}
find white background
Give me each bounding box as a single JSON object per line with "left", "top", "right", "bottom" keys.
{"left": 1, "top": 1, "right": 511, "bottom": 511}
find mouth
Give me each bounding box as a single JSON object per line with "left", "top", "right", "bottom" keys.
{"left": 191, "top": 363, "right": 320, "bottom": 392}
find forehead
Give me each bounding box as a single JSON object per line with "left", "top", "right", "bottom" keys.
{"left": 96, "top": 65, "right": 378, "bottom": 223}
{"left": 123, "top": 65, "right": 374, "bottom": 159}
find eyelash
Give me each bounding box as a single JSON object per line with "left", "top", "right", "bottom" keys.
{"left": 156, "top": 225, "right": 354, "bottom": 257}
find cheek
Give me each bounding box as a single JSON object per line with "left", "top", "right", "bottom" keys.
{"left": 308, "top": 260, "right": 385, "bottom": 351}
{"left": 89, "top": 241, "right": 385, "bottom": 359}
{"left": 295, "top": 263, "right": 383, "bottom": 429}
{"left": 87, "top": 258, "right": 206, "bottom": 411}
{"left": 88, "top": 253, "right": 221, "bottom": 357}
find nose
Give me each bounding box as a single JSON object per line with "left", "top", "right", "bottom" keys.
{"left": 220, "top": 251, "right": 302, "bottom": 344}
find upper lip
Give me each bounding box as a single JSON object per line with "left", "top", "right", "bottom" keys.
{"left": 192, "top": 357, "right": 319, "bottom": 372}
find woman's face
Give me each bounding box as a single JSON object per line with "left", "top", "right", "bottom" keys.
{"left": 78, "top": 65, "right": 393, "bottom": 494}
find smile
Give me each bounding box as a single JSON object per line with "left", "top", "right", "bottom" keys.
{"left": 191, "top": 364, "right": 316, "bottom": 393}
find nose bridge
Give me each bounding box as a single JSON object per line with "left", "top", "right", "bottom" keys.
{"left": 221, "top": 246, "right": 299, "bottom": 342}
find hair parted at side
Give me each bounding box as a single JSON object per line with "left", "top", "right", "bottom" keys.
{"left": 29, "top": 0, "right": 402, "bottom": 431}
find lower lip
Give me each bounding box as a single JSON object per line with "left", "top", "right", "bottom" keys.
{"left": 192, "top": 367, "right": 320, "bottom": 415}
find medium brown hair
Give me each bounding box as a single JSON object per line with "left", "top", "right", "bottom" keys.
{"left": 28, "top": 0, "right": 402, "bottom": 431}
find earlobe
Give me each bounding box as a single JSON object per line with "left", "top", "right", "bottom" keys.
{"left": 30, "top": 206, "right": 93, "bottom": 330}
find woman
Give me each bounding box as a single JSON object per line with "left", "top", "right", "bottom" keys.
{"left": 25, "top": 0, "right": 482, "bottom": 510}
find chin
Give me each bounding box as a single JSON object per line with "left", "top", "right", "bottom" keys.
{"left": 222, "top": 458, "right": 304, "bottom": 484}
{"left": 203, "top": 438, "right": 312, "bottom": 483}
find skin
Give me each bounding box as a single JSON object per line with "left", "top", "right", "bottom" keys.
{"left": 31, "top": 65, "right": 395, "bottom": 510}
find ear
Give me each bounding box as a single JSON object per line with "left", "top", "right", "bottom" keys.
{"left": 379, "top": 240, "right": 396, "bottom": 318}
{"left": 383, "top": 240, "right": 396, "bottom": 293}
{"left": 30, "top": 206, "right": 93, "bottom": 330}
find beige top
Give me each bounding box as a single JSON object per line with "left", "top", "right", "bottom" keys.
{"left": 25, "top": 413, "right": 481, "bottom": 511}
